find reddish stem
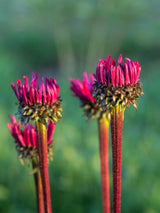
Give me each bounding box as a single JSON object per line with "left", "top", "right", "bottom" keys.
{"left": 32, "top": 159, "right": 44, "bottom": 213}
{"left": 98, "top": 117, "right": 110, "bottom": 213}
{"left": 111, "top": 108, "right": 124, "bottom": 213}
{"left": 36, "top": 121, "right": 52, "bottom": 213}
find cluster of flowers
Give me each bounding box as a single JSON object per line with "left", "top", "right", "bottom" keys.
{"left": 8, "top": 73, "right": 60, "bottom": 162}
{"left": 69, "top": 54, "right": 143, "bottom": 213}
{"left": 8, "top": 72, "right": 61, "bottom": 213}
{"left": 8, "top": 54, "right": 143, "bottom": 213}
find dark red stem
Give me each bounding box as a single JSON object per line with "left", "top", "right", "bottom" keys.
{"left": 32, "top": 159, "right": 44, "bottom": 213}
{"left": 98, "top": 117, "right": 110, "bottom": 213}
{"left": 111, "top": 108, "right": 124, "bottom": 213}
{"left": 36, "top": 121, "right": 52, "bottom": 213}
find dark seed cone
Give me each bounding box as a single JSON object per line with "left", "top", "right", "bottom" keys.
{"left": 111, "top": 107, "right": 124, "bottom": 213}
{"left": 93, "top": 82, "right": 143, "bottom": 115}
{"left": 17, "top": 97, "right": 62, "bottom": 124}
{"left": 16, "top": 141, "right": 54, "bottom": 166}
{"left": 81, "top": 101, "right": 110, "bottom": 120}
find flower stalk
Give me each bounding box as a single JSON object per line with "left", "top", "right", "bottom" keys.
{"left": 36, "top": 121, "right": 52, "bottom": 213}
{"left": 98, "top": 117, "right": 110, "bottom": 213}
{"left": 32, "top": 158, "right": 44, "bottom": 213}
{"left": 111, "top": 107, "right": 124, "bottom": 213}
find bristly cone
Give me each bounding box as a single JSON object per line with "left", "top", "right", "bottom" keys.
{"left": 81, "top": 101, "right": 110, "bottom": 120}
{"left": 17, "top": 98, "right": 62, "bottom": 125}
{"left": 16, "top": 142, "right": 54, "bottom": 166}
{"left": 11, "top": 72, "right": 62, "bottom": 125}
{"left": 93, "top": 82, "right": 143, "bottom": 116}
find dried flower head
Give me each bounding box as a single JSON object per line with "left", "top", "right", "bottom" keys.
{"left": 69, "top": 72, "right": 103, "bottom": 119}
{"left": 94, "top": 55, "right": 143, "bottom": 114}
{"left": 11, "top": 72, "right": 62, "bottom": 124}
{"left": 8, "top": 115, "right": 55, "bottom": 164}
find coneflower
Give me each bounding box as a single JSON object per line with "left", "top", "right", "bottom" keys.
{"left": 69, "top": 72, "right": 110, "bottom": 213}
{"left": 8, "top": 115, "right": 55, "bottom": 213}
{"left": 11, "top": 73, "right": 62, "bottom": 213}
{"left": 94, "top": 55, "right": 143, "bottom": 213}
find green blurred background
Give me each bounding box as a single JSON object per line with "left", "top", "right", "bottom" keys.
{"left": 0, "top": 0, "right": 160, "bottom": 212}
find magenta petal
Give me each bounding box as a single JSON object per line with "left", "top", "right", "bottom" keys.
{"left": 128, "top": 62, "right": 134, "bottom": 86}
{"left": 124, "top": 64, "right": 130, "bottom": 85}
{"left": 11, "top": 83, "right": 19, "bottom": 99}
{"left": 9, "top": 115, "right": 16, "bottom": 124}
{"left": 106, "top": 55, "right": 111, "bottom": 71}
{"left": 14, "top": 125, "right": 25, "bottom": 146}
{"left": 119, "top": 67, "right": 124, "bottom": 87}
{"left": 96, "top": 61, "right": 101, "bottom": 83}
{"left": 39, "top": 77, "right": 46, "bottom": 105}
{"left": 89, "top": 74, "right": 95, "bottom": 83}
{"left": 23, "top": 76, "right": 29, "bottom": 93}
{"left": 83, "top": 72, "right": 89, "bottom": 84}
{"left": 35, "top": 89, "right": 40, "bottom": 104}
{"left": 135, "top": 61, "right": 141, "bottom": 83}
{"left": 100, "top": 61, "right": 105, "bottom": 84}
{"left": 116, "top": 67, "right": 120, "bottom": 87}
{"left": 22, "top": 86, "right": 28, "bottom": 104}
{"left": 17, "top": 80, "right": 23, "bottom": 100}
{"left": 7, "top": 123, "right": 13, "bottom": 134}
{"left": 118, "top": 54, "right": 122, "bottom": 65}
{"left": 110, "top": 59, "right": 116, "bottom": 66}
{"left": 111, "top": 66, "right": 116, "bottom": 87}
{"left": 46, "top": 81, "right": 51, "bottom": 104}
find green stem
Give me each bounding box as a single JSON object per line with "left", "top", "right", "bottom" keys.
{"left": 98, "top": 117, "right": 110, "bottom": 213}
{"left": 111, "top": 107, "right": 124, "bottom": 213}
{"left": 32, "top": 159, "right": 44, "bottom": 213}
{"left": 36, "top": 121, "right": 52, "bottom": 213}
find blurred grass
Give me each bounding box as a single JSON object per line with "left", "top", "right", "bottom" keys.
{"left": 0, "top": 0, "right": 160, "bottom": 212}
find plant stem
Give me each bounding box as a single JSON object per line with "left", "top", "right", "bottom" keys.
{"left": 98, "top": 117, "right": 110, "bottom": 213}
{"left": 36, "top": 121, "right": 52, "bottom": 213}
{"left": 111, "top": 107, "right": 124, "bottom": 213}
{"left": 32, "top": 159, "right": 44, "bottom": 213}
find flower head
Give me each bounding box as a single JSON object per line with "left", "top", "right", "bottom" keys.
{"left": 94, "top": 55, "right": 143, "bottom": 113}
{"left": 11, "top": 72, "right": 62, "bottom": 124}
{"left": 8, "top": 115, "right": 55, "bottom": 163}
{"left": 69, "top": 72, "right": 103, "bottom": 119}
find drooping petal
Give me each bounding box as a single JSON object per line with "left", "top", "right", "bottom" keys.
{"left": 11, "top": 83, "right": 19, "bottom": 99}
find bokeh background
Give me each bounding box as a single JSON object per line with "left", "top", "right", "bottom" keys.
{"left": 0, "top": 0, "right": 160, "bottom": 212}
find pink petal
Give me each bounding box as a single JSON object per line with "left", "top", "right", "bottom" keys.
{"left": 111, "top": 66, "right": 116, "bottom": 87}
{"left": 11, "top": 83, "right": 19, "bottom": 99}
{"left": 23, "top": 76, "right": 29, "bottom": 93}
{"left": 22, "top": 86, "right": 28, "bottom": 104}
{"left": 118, "top": 54, "right": 122, "bottom": 65}
{"left": 116, "top": 66, "right": 120, "bottom": 87}
{"left": 124, "top": 64, "right": 130, "bottom": 85}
